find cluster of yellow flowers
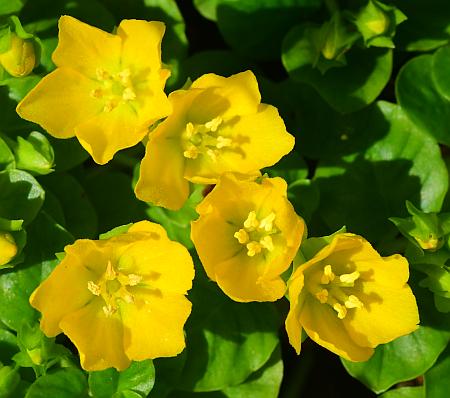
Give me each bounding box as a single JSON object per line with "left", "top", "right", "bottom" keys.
{"left": 19, "top": 16, "right": 419, "bottom": 371}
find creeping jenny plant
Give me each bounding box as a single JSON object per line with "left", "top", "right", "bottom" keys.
{"left": 30, "top": 221, "right": 194, "bottom": 371}
{"left": 286, "top": 233, "right": 419, "bottom": 361}
{"left": 135, "top": 71, "right": 295, "bottom": 210}
{"left": 16, "top": 15, "right": 171, "bottom": 164}
{"left": 191, "top": 174, "right": 305, "bottom": 302}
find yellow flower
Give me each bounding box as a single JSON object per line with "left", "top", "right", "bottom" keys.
{"left": 286, "top": 233, "right": 419, "bottom": 361}
{"left": 30, "top": 221, "right": 194, "bottom": 371}
{"left": 135, "top": 71, "right": 295, "bottom": 210}
{"left": 191, "top": 174, "right": 305, "bottom": 302}
{"left": 0, "top": 231, "right": 17, "bottom": 266}
{"left": 16, "top": 16, "right": 171, "bottom": 165}
{"left": 0, "top": 33, "right": 35, "bottom": 77}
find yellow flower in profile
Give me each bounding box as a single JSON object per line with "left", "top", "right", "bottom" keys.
{"left": 286, "top": 233, "right": 419, "bottom": 362}
{"left": 30, "top": 221, "right": 194, "bottom": 371}
{"left": 0, "top": 231, "right": 17, "bottom": 266}
{"left": 17, "top": 16, "right": 171, "bottom": 165}
{"left": 191, "top": 174, "right": 305, "bottom": 302}
{"left": 135, "top": 71, "right": 295, "bottom": 210}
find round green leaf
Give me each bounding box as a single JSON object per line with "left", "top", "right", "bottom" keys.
{"left": 432, "top": 45, "right": 450, "bottom": 101}
{"left": 177, "top": 277, "right": 280, "bottom": 392}
{"left": 25, "top": 368, "right": 88, "bottom": 398}
{"left": 0, "top": 169, "right": 45, "bottom": 225}
{"left": 380, "top": 387, "right": 425, "bottom": 398}
{"left": 0, "top": 329, "right": 18, "bottom": 364}
{"left": 282, "top": 24, "right": 392, "bottom": 113}
{"left": 314, "top": 101, "right": 448, "bottom": 243}
{"left": 396, "top": 54, "right": 450, "bottom": 147}
{"left": 425, "top": 345, "right": 450, "bottom": 398}
{"left": 0, "top": 136, "right": 14, "bottom": 169}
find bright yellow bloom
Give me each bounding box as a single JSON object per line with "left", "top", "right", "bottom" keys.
{"left": 0, "top": 232, "right": 17, "bottom": 266}
{"left": 191, "top": 174, "right": 305, "bottom": 302}
{"left": 17, "top": 16, "right": 171, "bottom": 164}
{"left": 30, "top": 221, "right": 194, "bottom": 371}
{"left": 286, "top": 233, "right": 419, "bottom": 361}
{"left": 135, "top": 71, "right": 295, "bottom": 210}
{"left": 0, "top": 33, "right": 35, "bottom": 77}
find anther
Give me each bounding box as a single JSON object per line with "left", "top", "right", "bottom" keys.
{"left": 118, "top": 68, "right": 131, "bottom": 83}
{"left": 103, "top": 100, "right": 117, "bottom": 113}
{"left": 204, "top": 117, "right": 222, "bottom": 132}
{"left": 87, "top": 281, "right": 101, "bottom": 296}
{"left": 90, "top": 88, "right": 103, "bottom": 98}
{"left": 206, "top": 149, "right": 218, "bottom": 161}
{"left": 315, "top": 289, "right": 329, "bottom": 304}
{"left": 183, "top": 146, "right": 199, "bottom": 159}
{"left": 333, "top": 303, "right": 347, "bottom": 319}
{"left": 216, "top": 136, "right": 232, "bottom": 149}
{"left": 345, "top": 295, "right": 363, "bottom": 309}
{"left": 321, "top": 265, "right": 335, "bottom": 284}
{"left": 244, "top": 211, "right": 259, "bottom": 231}
{"left": 185, "top": 122, "right": 195, "bottom": 138}
{"left": 260, "top": 235, "right": 274, "bottom": 251}
{"left": 127, "top": 274, "right": 142, "bottom": 286}
{"left": 96, "top": 68, "right": 109, "bottom": 81}
{"left": 234, "top": 229, "right": 249, "bottom": 244}
{"left": 339, "top": 271, "right": 360, "bottom": 285}
{"left": 122, "top": 87, "right": 136, "bottom": 101}
{"left": 246, "top": 241, "right": 262, "bottom": 257}
{"left": 259, "top": 213, "right": 276, "bottom": 232}
{"left": 102, "top": 304, "right": 116, "bottom": 317}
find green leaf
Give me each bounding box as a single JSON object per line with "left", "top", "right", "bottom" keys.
{"left": 176, "top": 277, "right": 280, "bottom": 392}
{"left": 89, "top": 360, "right": 155, "bottom": 398}
{"left": 0, "top": 328, "right": 19, "bottom": 364}
{"left": 396, "top": 54, "right": 450, "bottom": 147}
{"left": 0, "top": 136, "right": 15, "bottom": 169}
{"left": 282, "top": 24, "right": 392, "bottom": 113}
{"left": 41, "top": 173, "right": 98, "bottom": 239}
{"left": 25, "top": 368, "right": 88, "bottom": 398}
{"left": 49, "top": 137, "right": 89, "bottom": 172}
{"left": 432, "top": 46, "right": 450, "bottom": 102}
{"left": 391, "top": 0, "right": 450, "bottom": 51}
{"left": 342, "top": 286, "right": 450, "bottom": 394}
{"left": 0, "top": 169, "right": 45, "bottom": 225}
{"left": 0, "top": 0, "right": 24, "bottom": 16}
{"left": 0, "top": 365, "right": 20, "bottom": 398}
{"left": 424, "top": 345, "right": 450, "bottom": 398}
{"left": 314, "top": 101, "right": 448, "bottom": 244}
{"left": 380, "top": 386, "right": 425, "bottom": 398}
{"left": 195, "top": 0, "right": 321, "bottom": 61}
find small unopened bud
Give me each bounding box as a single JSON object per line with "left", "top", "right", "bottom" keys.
{"left": 0, "top": 231, "right": 17, "bottom": 266}
{"left": 0, "top": 33, "right": 36, "bottom": 77}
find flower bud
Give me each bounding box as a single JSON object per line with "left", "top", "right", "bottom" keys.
{"left": 0, "top": 33, "right": 35, "bottom": 77}
{"left": 0, "top": 231, "right": 17, "bottom": 266}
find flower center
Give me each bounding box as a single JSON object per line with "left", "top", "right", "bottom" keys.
{"left": 234, "top": 211, "right": 277, "bottom": 257}
{"left": 310, "top": 264, "right": 364, "bottom": 319}
{"left": 182, "top": 117, "right": 233, "bottom": 161}
{"left": 87, "top": 261, "right": 142, "bottom": 316}
{"left": 90, "top": 68, "right": 137, "bottom": 113}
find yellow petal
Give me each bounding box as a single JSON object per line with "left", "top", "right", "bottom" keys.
{"left": 300, "top": 295, "right": 374, "bottom": 361}
{"left": 29, "top": 251, "right": 98, "bottom": 337}
{"left": 117, "top": 20, "right": 166, "bottom": 79}
{"left": 16, "top": 68, "right": 103, "bottom": 138}
{"left": 135, "top": 130, "right": 189, "bottom": 210}
{"left": 75, "top": 106, "right": 146, "bottom": 165}
{"left": 52, "top": 15, "right": 121, "bottom": 78}
{"left": 117, "top": 239, "right": 194, "bottom": 295}
{"left": 121, "top": 293, "right": 191, "bottom": 361}
{"left": 343, "top": 282, "right": 419, "bottom": 347}
{"left": 184, "top": 105, "right": 294, "bottom": 183}
{"left": 190, "top": 71, "right": 260, "bottom": 120}
{"left": 215, "top": 255, "right": 287, "bottom": 302}
{"left": 60, "top": 300, "right": 130, "bottom": 371}
{"left": 285, "top": 272, "right": 305, "bottom": 354}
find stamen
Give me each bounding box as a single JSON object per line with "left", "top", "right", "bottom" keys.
{"left": 204, "top": 116, "right": 222, "bottom": 132}
{"left": 260, "top": 235, "right": 274, "bottom": 251}
{"left": 321, "top": 265, "right": 335, "bottom": 284}
{"left": 103, "top": 100, "right": 117, "bottom": 113}
{"left": 105, "top": 261, "right": 116, "bottom": 280}
{"left": 345, "top": 295, "right": 363, "bottom": 309}
{"left": 216, "top": 136, "right": 232, "bottom": 149}
{"left": 259, "top": 213, "right": 276, "bottom": 232}
{"left": 315, "top": 289, "right": 329, "bottom": 304}
{"left": 90, "top": 88, "right": 103, "bottom": 98}
{"left": 183, "top": 146, "right": 199, "bottom": 159}
{"left": 244, "top": 211, "right": 259, "bottom": 231}
{"left": 339, "top": 271, "right": 360, "bottom": 285}
{"left": 333, "top": 303, "right": 347, "bottom": 319}
{"left": 206, "top": 149, "right": 218, "bottom": 161}
{"left": 87, "top": 281, "right": 101, "bottom": 296}
{"left": 185, "top": 122, "right": 195, "bottom": 138}
{"left": 96, "top": 68, "right": 109, "bottom": 81}
{"left": 122, "top": 87, "right": 136, "bottom": 101}
{"left": 246, "top": 241, "right": 262, "bottom": 257}
{"left": 102, "top": 304, "right": 116, "bottom": 317}
{"left": 234, "top": 229, "right": 249, "bottom": 244}
{"left": 118, "top": 68, "right": 131, "bottom": 84}
{"left": 127, "top": 274, "right": 142, "bottom": 286}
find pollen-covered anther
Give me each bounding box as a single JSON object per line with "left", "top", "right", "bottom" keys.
{"left": 118, "top": 68, "right": 131, "bottom": 84}
{"left": 206, "top": 149, "right": 218, "bottom": 161}
{"left": 127, "top": 274, "right": 142, "bottom": 286}
{"left": 246, "top": 241, "right": 262, "bottom": 257}
{"left": 260, "top": 235, "right": 274, "bottom": 251}
{"left": 259, "top": 213, "right": 276, "bottom": 232}
{"left": 122, "top": 87, "right": 136, "bottom": 101}
{"left": 216, "top": 136, "right": 232, "bottom": 149}
{"left": 234, "top": 229, "right": 249, "bottom": 244}
{"left": 321, "top": 264, "right": 335, "bottom": 284}
{"left": 345, "top": 294, "right": 364, "bottom": 309}
{"left": 315, "top": 289, "right": 329, "bottom": 304}
{"left": 183, "top": 146, "right": 199, "bottom": 159}
{"left": 204, "top": 116, "right": 222, "bottom": 132}
{"left": 333, "top": 303, "right": 347, "bottom": 319}
{"left": 102, "top": 303, "right": 117, "bottom": 317}
{"left": 339, "top": 271, "right": 360, "bottom": 285}
{"left": 244, "top": 211, "right": 259, "bottom": 230}
{"left": 90, "top": 88, "right": 103, "bottom": 98}
{"left": 103, "top": 100, "right": 118, "bottom": 113}
{"left": 96, "top": 68, "right": 109, "bottom": 81}
{"left": 87, "top": 281, "right": 101, "bottom": 296}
